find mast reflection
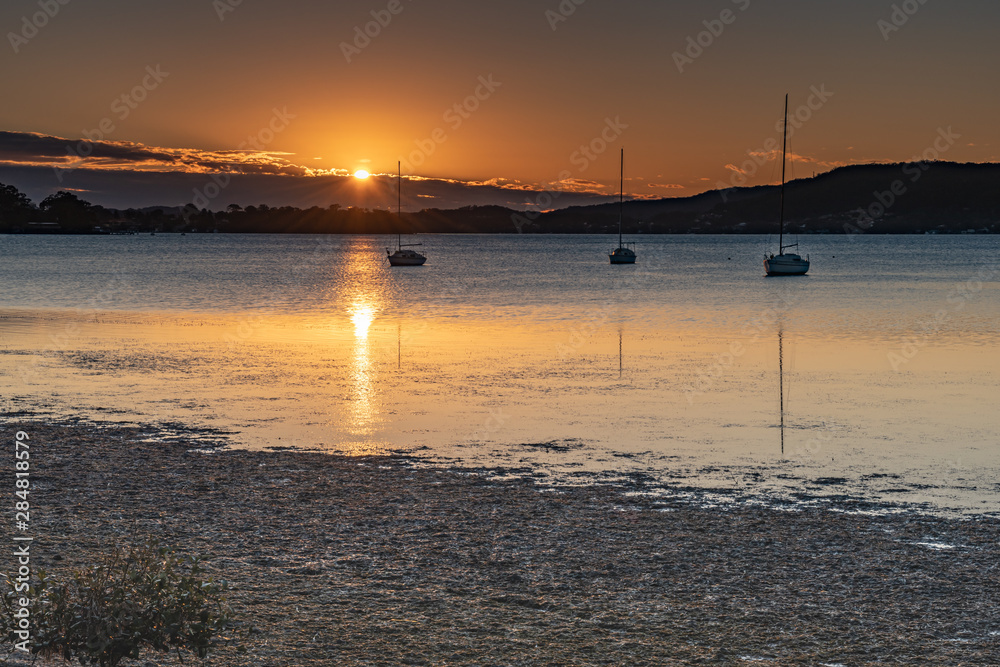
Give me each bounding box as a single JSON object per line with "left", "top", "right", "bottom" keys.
{"left": 778, "top": 325, "right": 785, "bottom": 456}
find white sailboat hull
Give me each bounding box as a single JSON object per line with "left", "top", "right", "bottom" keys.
{"left": 387, "top": 250, "right": 426, "bottom": 266}
{"left": 764, "top": 254, "right": 809, "bottom": 276}
{"left": 387, "top": 257, "right": 426, "bottom": 266}
{"left": 609, "top": 247, "right": 636, "bottom": 264}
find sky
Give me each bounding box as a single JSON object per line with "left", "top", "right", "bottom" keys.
{"left": 1, "top": 0, "right": 998, "bottom": 211}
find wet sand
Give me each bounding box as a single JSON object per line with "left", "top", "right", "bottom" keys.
{"left": 3, "top": 422, "right": 998, "bottom": 665}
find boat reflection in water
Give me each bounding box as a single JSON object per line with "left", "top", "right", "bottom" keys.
{"left": 617, "top": 327, "right": 629, "bottom": 379}
{"left": 778, "top": 325, "right": 785, "bottom": 456}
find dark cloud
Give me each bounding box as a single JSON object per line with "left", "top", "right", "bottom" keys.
{"left": 0, "top": 131, "right": 620, "bottom": 211}
{"left": 0, "top": 131, "right": 178, "bottom": 164}
{"left": 0, "top": 164, "right": 618, "bottom": 212}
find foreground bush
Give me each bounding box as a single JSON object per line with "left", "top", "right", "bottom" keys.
{"left": 2, "top": 538, "right": 235, "bottom": 666}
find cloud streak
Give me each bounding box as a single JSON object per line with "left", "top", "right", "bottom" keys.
{"left": 0, "top": 131, "right": 625, "bottom": 211}
{"left": 0, "top": 131, "right": 632, "bottom": 210}
{"left": 0, "top": 130, "right": 332, "bottom": 178}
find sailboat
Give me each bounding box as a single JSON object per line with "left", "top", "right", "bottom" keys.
{"left": 764, "top": 95, "right": 809, "bottom": 276}
{"left": 386, "top": 161, "right": 427, "bottom": 266}
{"left": 608, "top": 148, "right": 636, "bottom": 264}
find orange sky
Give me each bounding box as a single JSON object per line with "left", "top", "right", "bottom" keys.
{"left": 2, "top": 0, "right": 998, "bottom": 208}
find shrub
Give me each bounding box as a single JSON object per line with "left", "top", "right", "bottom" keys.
{"left": 2, "top": 538, "right": 235, "bottom": 666}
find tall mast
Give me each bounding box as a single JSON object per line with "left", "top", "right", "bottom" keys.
{"left": 397, "top": 161, "right": 401, "bottom": 250}
{"left": 779, "top": 94, "right": 788, "bottom": 253}
{"left": 619, "top": 147, "right": 624, "bottom": 247}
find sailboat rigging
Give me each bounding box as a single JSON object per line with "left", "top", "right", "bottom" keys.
{"left": 764, "top": 95, "right": 809, "bottom": 276}
{"left": 609, "top": 148, "right": 636, "bottom": 264}
{"left": 386, "top": 161, "right": 427, "bottom": 266}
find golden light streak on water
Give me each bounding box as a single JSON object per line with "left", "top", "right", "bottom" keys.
{"left": 342, "top": 270, "right": 386, "bottom": 452}
{"left": 351, "top": 303, "right": 377, "bottom": 339}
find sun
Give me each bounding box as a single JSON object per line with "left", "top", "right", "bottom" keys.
{"left": 353, "top": 169, "right": 370, "bottom": 180}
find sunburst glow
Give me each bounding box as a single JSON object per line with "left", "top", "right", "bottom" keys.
{"left": 353, "top": 169, "right": 370, "bottom": 180}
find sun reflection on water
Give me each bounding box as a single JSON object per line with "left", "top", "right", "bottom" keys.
{"left": 343, "top": 287, "right": 385, "bottom": 453}
{"left": 351, "top": 303, "right": 377, "bottom": 339}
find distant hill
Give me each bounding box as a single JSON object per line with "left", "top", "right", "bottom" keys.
{"left": 530, "top": 161, "right": 1000, "bottom": 235}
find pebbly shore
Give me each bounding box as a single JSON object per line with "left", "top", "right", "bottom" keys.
{"left": 2, "top": 422, "right": 998, "bottom": 666}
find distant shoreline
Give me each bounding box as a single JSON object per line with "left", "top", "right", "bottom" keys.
{"left": 3, "top": 162, "right": 999, "bottom": 235}
{"left": 3, "top": 230, "right": 998, "bottom": 236}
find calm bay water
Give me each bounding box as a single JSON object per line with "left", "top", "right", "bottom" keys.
{"left": 1, "top": 233, "right": 998, "bottom": 514}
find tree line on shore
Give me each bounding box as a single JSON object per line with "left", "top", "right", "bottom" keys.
{"left": 2, "top": 161, "right": 998, "bottom": 235}
{"left": 0, "top": 184, "right": 526, "bottom": 235}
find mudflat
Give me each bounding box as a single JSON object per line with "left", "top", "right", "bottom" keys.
{"left": 3, "top": 422, "right": 998, "bottom": 666}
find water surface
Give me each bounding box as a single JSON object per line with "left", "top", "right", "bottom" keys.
{"left": 1, "top": 233, "right": 997, "bottom": 514}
